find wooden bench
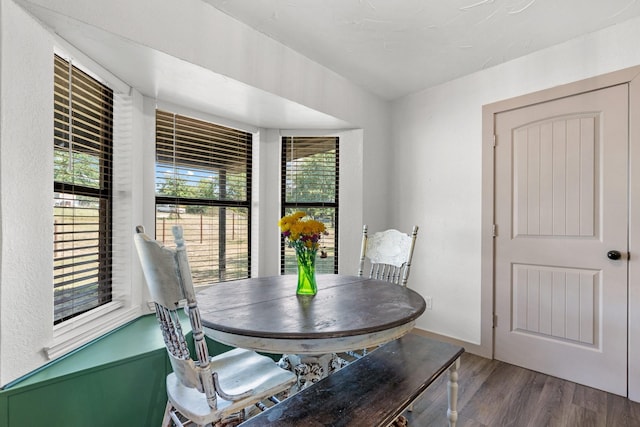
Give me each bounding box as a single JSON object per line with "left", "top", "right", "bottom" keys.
{"left": 240, "top": 333, "right": 464, "bottom": 427}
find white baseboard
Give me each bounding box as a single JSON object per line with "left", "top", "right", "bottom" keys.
{"left": 411, "top": 327, "right": 492, "bottom": 359}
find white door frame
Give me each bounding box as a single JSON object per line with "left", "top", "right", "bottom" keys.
{"left": 481, "top": 66, "right": 640, "bottom": 401}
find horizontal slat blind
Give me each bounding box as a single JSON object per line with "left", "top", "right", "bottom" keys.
{"left": 155, "top": 110, "right": 252, "bottom": 284}
{"left": 53, "top": 54, "right": 114, "bottom": 324}
{"left": 281, "top": 137, "right": 339, "bottom": 274}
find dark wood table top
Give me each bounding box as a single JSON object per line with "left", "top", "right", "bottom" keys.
{"left": 197, "top": 274, "right": 426, "bottom": 354}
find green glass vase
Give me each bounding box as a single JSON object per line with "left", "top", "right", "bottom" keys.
{"left": 296, "top": 248, "right": 318, "bottom": 296}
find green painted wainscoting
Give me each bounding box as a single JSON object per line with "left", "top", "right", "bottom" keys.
{"left": 0, "top": 314, "right": 235, "bottom": 427}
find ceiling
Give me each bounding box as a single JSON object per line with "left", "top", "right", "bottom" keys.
{"left": 205, "top": 0, "right": 640, "bottom": 100}
{"left": 19, "top": 0, "right": 355, "bottom": 129}
{"left": 19, "top": 0, "right": 640, "bottom": 129}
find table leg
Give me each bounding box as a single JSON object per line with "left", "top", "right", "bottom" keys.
{"left": 447, "top": 358, "right": 460, "bottom": 427}
{"left": 278, "top": 353, "right": 348, "bottom": 393}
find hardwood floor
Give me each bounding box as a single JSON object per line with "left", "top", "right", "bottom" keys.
{"left": 403, "top": 353, "right": 640, "bottom": 427}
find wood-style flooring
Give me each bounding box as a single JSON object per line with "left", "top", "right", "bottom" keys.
{"left": 403, "top": 352, "right": 640, "bottom": 427}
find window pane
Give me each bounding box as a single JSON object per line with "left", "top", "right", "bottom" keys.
{"left": 155, "top": 110, "right": 252, "bottom": 285}
{"left": 155, "top": 111, "right": 251, "bottom": 202}
{"left": 54, "top": 194, "right": 110, "bottom": 321}
{"left": 281, "top": 137, "right": 339, "bottom": 274}
{"left": 282, "top": 207, "right": 337, "bottom": 274}
{"left": 53, "top": 55, "right": 113, "bottom": 324}
{"left": 283, "top": 137, "right": 337, "bottom": 203}
{"left": 155, "top": 206, "right": 250, "bottom": 283}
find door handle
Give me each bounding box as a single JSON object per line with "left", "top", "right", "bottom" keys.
{"left": 607, "top": 250, "right": 622, "bottom": 260}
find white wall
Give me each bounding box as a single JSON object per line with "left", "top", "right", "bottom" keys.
{"left": 392, "top": 17, "right": 640, "bottom": 352}
{"left": 0, "top": 0, "right": 390, "bottom": 385}
{"left": 0, "top": 0, "right": 54, "bottom": 385}
{"left": 0, "top": 0, "right": 150, "bottom": 386}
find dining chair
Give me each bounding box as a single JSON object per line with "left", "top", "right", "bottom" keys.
{"left": 347, "top": 224, "right": 420, "bottom": 361}
{"left": 134, "top": 225, "right": 296, "bottom": 427}
{"left": 358, "top": 224, "right": 419, "bottom": 287}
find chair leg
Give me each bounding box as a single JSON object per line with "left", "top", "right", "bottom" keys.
{"left": 162, "top": 401, "right": 173, "bottom": 427}
{"left": 163, "top": 401, "right": 188, "bottom": 427}
{"left": 447, "top": 358, "right": 460, "bottom": 427}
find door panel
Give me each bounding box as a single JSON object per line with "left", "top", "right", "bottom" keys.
{"left": 512, "top": 264, "right": 598, "bottom": 345}
{"left": 513, "top": 116, "right": 597, "bottom": 238}
{"left": 494, "top": 84, "right": 628, "bottom": 396}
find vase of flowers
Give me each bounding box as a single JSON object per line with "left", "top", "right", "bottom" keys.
{"left": 278, "top": 211, "right": 326, "bottom": 296}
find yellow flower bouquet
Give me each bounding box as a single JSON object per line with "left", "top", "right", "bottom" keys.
{"left": 278, "top": 211, "right": 326, "bottom": 295}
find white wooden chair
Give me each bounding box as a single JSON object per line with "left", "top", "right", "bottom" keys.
{"left": 134, "top": 225, "right": 296, "bottom": 427}
{"left": 358, "top": 225, "right": 419, "bottom": 287}
{"left": 347, "top": 225, "right": 420, "bottom": 361}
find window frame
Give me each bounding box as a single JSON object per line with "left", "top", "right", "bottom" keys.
{"left": 53, "top": 54, "right": 114, "bottom": 324}
{"left": 280, "top": 136, "right": 340, "bottom": 274}
{"left": 154, "top": 109, "right": 253, "bottom": 285}
{"left": 46, "top": 45, "right": 139, "bottom": 361}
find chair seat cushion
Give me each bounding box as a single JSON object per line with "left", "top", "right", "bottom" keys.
{"left": 167, "top": 348, "right": 296, "bottom": 424}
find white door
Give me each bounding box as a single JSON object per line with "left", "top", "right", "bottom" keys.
{"left": 494, "top": 84, "right": 629, "bottom": 396}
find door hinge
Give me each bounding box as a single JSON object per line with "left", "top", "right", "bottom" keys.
{"left": 492, "top": 224, "right": 497, "bottom": 237}
{"left": 493, "top": 134, "right": 497, "bottom": 147}
{"left": 493, "top": 314, "right": 498, "bottom": 328}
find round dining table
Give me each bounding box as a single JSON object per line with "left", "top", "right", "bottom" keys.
{"left": 197, "top": 274, "right": 426, "bottom": 355}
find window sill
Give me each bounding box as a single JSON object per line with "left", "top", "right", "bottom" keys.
{"left": 45, "top": 302, "right": 142, "bottom": 360}
{"left": 5, "top": 313, "right": 171, "bottom": 391}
